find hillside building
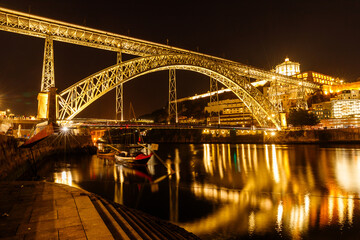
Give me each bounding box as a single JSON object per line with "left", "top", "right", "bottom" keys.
{"left": 205, "top": 99, "right": 255, "bottom": 127}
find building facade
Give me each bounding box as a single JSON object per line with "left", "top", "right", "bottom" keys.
{"left": 205, "top": 99, "right": 255, "bottom": 127}
{"left": 294, "top": 71, "right": 342, "bottom": 86}
{"left": 275, "top": 58, "right": 300, "bottom": 76}
{"left": 311, "top": 101, "right": 332, "bottom": 119}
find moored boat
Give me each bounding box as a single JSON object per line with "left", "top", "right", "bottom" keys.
{"left": 115, "top": 151, "right": 152, "bottom": 165}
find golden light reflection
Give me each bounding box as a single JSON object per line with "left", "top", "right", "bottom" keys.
{"left": 218, "top": 145, "right": 224, "bottom": 179}
{"left": 236, "top": 145, "right": 241, "bottom": 172}
{"left": 328, "top": 196, "right": 334, "bottom": 224}
{"left": 265, "top": 144, "right": 270, "bottom": 170}
{"left": 54, "top": 171, "right": 73, "bottom": 186}
{"left": 271, "top": 144, "right": 280, "bottom": 183}
{"left": 181, "top": 144, "right": 360, "bottom": 239}
{"left": 276, "top": 201, "right": 283, "bottom": 233}
{"left": 203, "top": 144, "right": 213, "bottom": 175}
{"left": 242, "top": 144, "right": 247, "bottom": 174}
{"left": 248, "top": 211, "right": 255, "bottom": 236}
{"left": 348, "top": 196, "right": 354, "bottom": 226}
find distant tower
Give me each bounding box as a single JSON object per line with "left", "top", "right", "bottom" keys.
{"left": 271, "top": 57, "right": 307, "bottom": 111}
{"left": 275, "top": 57, "right": 300, "bottom": 76}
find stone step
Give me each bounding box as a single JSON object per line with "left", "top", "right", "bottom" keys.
{"left": 91, "top": 194, "right": 199, "bottom": 240}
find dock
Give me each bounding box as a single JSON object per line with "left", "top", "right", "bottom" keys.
{"left": 0, "top": 181, "right": 200, "bottom": 240}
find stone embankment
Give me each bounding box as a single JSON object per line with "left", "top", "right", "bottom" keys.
{"left": 265, "top": 128, "right": 360, "bottom": 144}
{"left": 0, "top": 134, "right": 96, "bottom": 180}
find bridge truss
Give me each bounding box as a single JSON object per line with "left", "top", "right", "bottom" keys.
{"left": 58, "top": 54, "right": 281, "bottom": 128}
{"left": 0, "top": 7, "right": 321, "bottom": 128}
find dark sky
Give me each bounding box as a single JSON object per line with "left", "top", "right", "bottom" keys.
{"left": 0, "top": 0, "right": 359, "bottom": 119}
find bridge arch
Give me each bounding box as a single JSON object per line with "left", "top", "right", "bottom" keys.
{"left": 58, "top": 54, "right": 281, "bottom": 128}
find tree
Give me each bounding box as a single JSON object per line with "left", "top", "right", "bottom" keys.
{"left": 287, "top": 109, "right": 320, "bottom": 127}
{"left": 307, "top": 90, "right": 337, "bottom": 108}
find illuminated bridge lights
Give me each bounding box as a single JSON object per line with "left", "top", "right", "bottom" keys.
{"left": 0, "top": 7, "right": 320, "bottom": 128}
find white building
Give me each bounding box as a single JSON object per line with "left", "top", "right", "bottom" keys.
{"left": 275, "top": 58, "right": 300, "bottom": 76}
{"left": 333, "top": 90, "right": 360, "bottom": 100}
{"left": 332, "top": 99, "right": 360, "bottom": 118}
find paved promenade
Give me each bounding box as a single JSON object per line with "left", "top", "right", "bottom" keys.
{"left": 0, "top": 181, "right": 199, "bottom": 240}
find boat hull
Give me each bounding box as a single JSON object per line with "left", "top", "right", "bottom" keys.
{"left": 115, "top": 153, "right": 152, "bottom": 165}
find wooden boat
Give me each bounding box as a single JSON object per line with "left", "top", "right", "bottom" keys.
{"left": 115, "top": 151, "right": 152, "bottom": 165}
{"left": 97, "top": 150, "right": 116, "bottom": 158}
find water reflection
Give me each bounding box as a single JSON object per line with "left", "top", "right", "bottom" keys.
{"left": 181, "top": 144, "right": 360, "bottom": 239}
{"left": 48, "top": 144, "right": 360, "bottom": 239}
{"left": 54, "top": 170, "right": 73, "bottom": 186}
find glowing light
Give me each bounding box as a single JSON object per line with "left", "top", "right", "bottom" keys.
{"left": 328, "top": 197, "right": 334, "bottom": 224}
{"left": 304, "top": 194, "right": 310, "bottom": 220}
{"left": 61, "top": 126, "right": 69, "bottom": 132}
{"left": 272, "top": 144, "right": 280, "bottom": 183}
{"left": 348, "top": 196, "right": 354, "bottom": 226}
{"left": 248, "top": 211, "right": 255, "bottom": 236}
{"left": 337, "top": 195, "right": 345, "bottom": 226}
{"left": 54, "top": 171, "right": 72, "bottom": 186}
{"left": 251, "top": 80, "right": 268, "bottom": 87}
{"left": 276, "top": 201, "right": 283, "bottom": 233}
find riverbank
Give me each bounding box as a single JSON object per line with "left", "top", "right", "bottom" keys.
{"left": 0, "top": 134, "right": 96, "bottom": 180}
{"left": 0, "top": 134, "right": 201, "bottom": 239}
{"left": 0, "top": 181, "right": 200, "bottom": 239}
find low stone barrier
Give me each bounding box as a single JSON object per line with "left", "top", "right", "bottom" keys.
{"left": 265, "top": 128, "right": 360, "bottom": 144}
{"left": 0, "top": 134, "right": 96, "bottom": 180}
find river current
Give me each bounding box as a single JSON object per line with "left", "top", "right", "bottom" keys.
{"left": 37, "top": 143, "right": 360, "bottom": 239}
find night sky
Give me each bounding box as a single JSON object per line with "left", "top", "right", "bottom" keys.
{"left": 0, "top": 0, "right": 359, "bottom": 119}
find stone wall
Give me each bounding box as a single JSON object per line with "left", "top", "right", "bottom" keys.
{"left": 0, "top": 134, "right": 96, "bottom": 180}
{"left": 266, "top": 128, "right": 360, "bottom": 144}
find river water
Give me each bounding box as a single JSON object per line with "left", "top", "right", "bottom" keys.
{"left": 38, "top": 143, "right": 360, "bottom": 239}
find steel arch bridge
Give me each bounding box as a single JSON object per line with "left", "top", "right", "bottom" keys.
{"left": 0, "top": 7, "right": 322, "bottom": 129}
{"left": 58, "top": 54, "right": 280, "bottom": 128}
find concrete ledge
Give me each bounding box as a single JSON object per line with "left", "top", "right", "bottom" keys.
{"left": 0, "top": 181, "right": 112, "bottom": 240}
{"left": 0, "top": 181, "right": 200, "bottom": 240}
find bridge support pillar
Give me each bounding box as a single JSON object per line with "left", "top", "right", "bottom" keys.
{"left": 40, "top": 35, "right": 55, "bottom": 92}
{"left": 269, "top": 78, "right": 283, "bottom": 112}
{"left": 37, "top": 87, "right": 58, "bottom": 123}
{"left": 209, "top": 77, "right": 220, "bottom": 125}
{"left": 280, "top": 112, "right": 287, "bottom": 129}
{"left": 38, "top": 35, "right": 56, "bottom": 120}
{"left": 116, "top": 51, "right": 124, "bottom": 121}
{"left": 168, "top": 68, "right": 178, "bottom": 123}
{"left": 296, "top": 80, "right": 308, "bottom": 110}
